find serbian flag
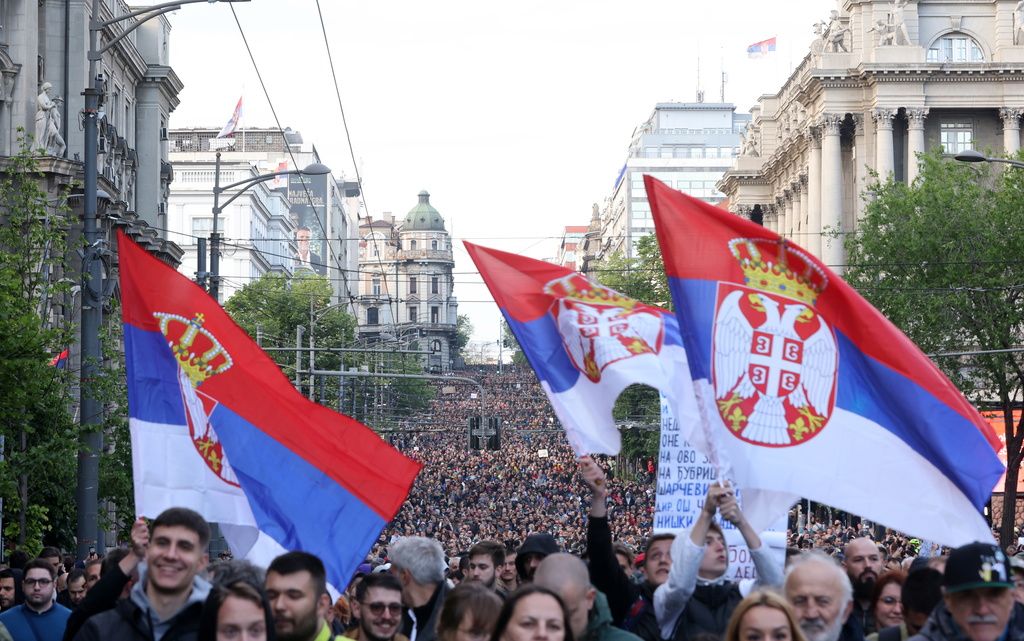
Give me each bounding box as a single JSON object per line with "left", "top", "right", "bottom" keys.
{"left": 118, "top": 231, "right": 421, "bottom": 587}
{"left": 466, "top": 242, "right": 700, "bottom": 455}
{"left": 217, "top": 96, "right": 243, "bottom": 139}
{"left": 747, "top": 37, "right": 776, "bottom": 58}
{"left": 646, "top": 176, "right": 1004, "bottom": 546}
{"left": 49, "top": 349, "right": 69, "bottom": 369}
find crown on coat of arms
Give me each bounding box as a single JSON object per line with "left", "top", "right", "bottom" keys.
{"left": 728, "top": 238, "right": 828, "bottom": 305}
{"left": 153, "top": 312, "right": 233, "bottom": 387}
{"left": 544, "top": 274, "right": 638, "bottom": 310}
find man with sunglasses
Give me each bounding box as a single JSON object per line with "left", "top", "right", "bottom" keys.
{"left": 346, "top": 573, "right": 409, "bottom": 641}
{"left": 0, "top": 558, "right": 71, "bottom": 641}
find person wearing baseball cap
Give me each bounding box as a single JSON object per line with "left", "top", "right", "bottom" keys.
{"left": 908, "top": 542, "right": 1024, "bottom": 641}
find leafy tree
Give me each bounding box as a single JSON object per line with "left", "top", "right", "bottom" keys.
{"left": 454, "top": 314, "right": 473, "bottom": 360}
{"left": 844, "top": 150, "right": 1024, "bottom": 547}
{"left": 595, "top": 234, "right": 671, "bottom": 310}
{"left": 225, "top": 272, "right": 355, "bottom": 378}
{"left": 0, "top": 139, "right": 78, "bottom": 552}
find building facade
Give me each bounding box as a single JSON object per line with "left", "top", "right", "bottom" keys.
{"left": 356, "top": 191, "right": 459, "bottom": 373}
{"left": 554, "top": 225, "right": 589, "bottom": 271}
{"left": 598, "top": 102, "right": 749, "bottom": 260}
{"left": 719, "top": 0, "right": 1024, "bottom": 271}
{"left": 167, "top": 127, "right": 360, "bottom": 306}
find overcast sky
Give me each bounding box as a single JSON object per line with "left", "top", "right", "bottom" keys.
{"left": 168, "top": 0, "right": 833, "bottom": 346}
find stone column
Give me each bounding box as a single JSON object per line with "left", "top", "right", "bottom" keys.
{"left": 852, "top": 114, "right": 867, "bottom": 225}
{"left": 763, "top": 205, "right": 778, "bottom": 234}
{"left": 789, "top": 181, "right": 801, "bottom": 240}
{"left": 806, "top": 126, "right": 822, "bottom": 258}
{"left": 820, "top": 114, "right": 845, "bottom": 272}
{"left": 907, "top": 108, "right": 929, "bottom": 183}
{"left": 798, "top": 174, "right": 809, "bottom": 248}
{"left": 1001, "top": 107, "right": 1023, "bottom": 156}
{"left": 873, "top": 108, "right": 897, "bottom": 179}
{"left": 774, "top": 193, "right": 782, "bottom": 238}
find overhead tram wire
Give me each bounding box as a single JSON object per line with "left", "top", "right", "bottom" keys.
{"left": 314, "top": 0, "right": 395, "bottom": 326}
{"left": 228, "top": 5, "right": 348, "bottom": 286}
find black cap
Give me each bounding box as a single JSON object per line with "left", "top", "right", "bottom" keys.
{"left": 943, "top": 542, "right": 1013, "bottom": 593}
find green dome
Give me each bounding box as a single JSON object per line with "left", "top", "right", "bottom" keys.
{"left": 403, "top": 190, "right": 446, "bottom": 231}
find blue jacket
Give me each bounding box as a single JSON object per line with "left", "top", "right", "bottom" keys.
{"left": 0, "top": 602, "right": 71, "bottom": 641}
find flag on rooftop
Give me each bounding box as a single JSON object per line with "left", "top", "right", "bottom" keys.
{"left": 216, "top": 96, "right": 243, "bottom": 139}
{"left": 747, "top": 37, "right": 777, "bottom": 58}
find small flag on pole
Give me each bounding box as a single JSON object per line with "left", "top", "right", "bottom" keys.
{"left": 747, "top": 37, "right": 777, "bottom": 58}
{"left": 217, "top": 96, "right": 243, "bottom": 139}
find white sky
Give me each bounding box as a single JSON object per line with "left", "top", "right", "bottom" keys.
{"left": 167, "top": 0, "right": 834, "bottom": 345}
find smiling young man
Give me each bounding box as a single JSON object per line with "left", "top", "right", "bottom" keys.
{"left": 71, "top": 507, "right": 212, "bottom": 641}
{"left": 346, "top": 572, "right": 409, "bottom": 641}
{"left": 0, "top": 558, "right": 71, "bottom": 641}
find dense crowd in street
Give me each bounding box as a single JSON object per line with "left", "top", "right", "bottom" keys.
{"left": 0, "top": 366, "right": 1018, "bottom": 641}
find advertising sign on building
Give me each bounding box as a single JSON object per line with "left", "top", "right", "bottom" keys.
{"left": 289, "top": 172, "right": 328, "bottom": 275}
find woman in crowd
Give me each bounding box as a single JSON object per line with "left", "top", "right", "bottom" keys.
{"left": 199, "top": 579, "right": 276, "bottom": 641}
{"left": 490, "top": 585, "right": 572, "bottom": 641}
{"left": 437, "top": 582, "right": 503, "bottom": 641}
{"left": 724, "top": 590, "right": 807, "bottom": 641}
{"left": 867, "top": 571, "right": 907, "bottom": 641}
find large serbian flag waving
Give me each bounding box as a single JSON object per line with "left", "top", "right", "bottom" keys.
{"left": 466, "top": 242, "right": 700, "bottom": 455}
{"left": 118, "top": 231, "right": 421, "bottom": 587}
{"left": 645, "top": 176, "right": 1003, "bottom": 546}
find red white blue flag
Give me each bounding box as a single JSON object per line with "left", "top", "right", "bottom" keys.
{"left": 466, "top": 242, "right": 700, "bottom": 456}
{"left": 118, "top": 231, "right": 420, "bottom": 587}
{"left": 49, "top": 349, "right": 69, "bottom": 369}
{"left": 646, "top": 176, "right": 1003, "bottom": 546}
{"left": 747, "top": 37, "right": 776, "bottom": 58}
{"left": 217, "top": 96, "right": 243, "bottom": 139}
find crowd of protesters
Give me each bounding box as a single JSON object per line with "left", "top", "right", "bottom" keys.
{"left": 1, "top": 366, "right": 1019, "bottom": 641}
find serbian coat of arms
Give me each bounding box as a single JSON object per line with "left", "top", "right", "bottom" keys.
{"left": 711, "top": 239, "right": 838, "bottom": 447}
{"left": 154, "top": 311, "right": 238, "bottom": 486}
{"left": 544, "top": 274, "right": 665, "bottom": 383}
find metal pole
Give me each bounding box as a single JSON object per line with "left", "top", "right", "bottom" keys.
{"left": 309, "top": 299, "right": 315, "bottom": 401}
{"left": 196, "top": 237, "right": 207, "bottom": 289}
{"left": 76, "top": 0, "right": 104, "bottom": 563}
{"left": 210, "top": 151, "right": 222, "bottom": 303}
{"left": 295, "top": 325, "right": 304, "bottom": 390}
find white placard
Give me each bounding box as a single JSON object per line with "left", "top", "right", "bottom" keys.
{"left": 654, "top": 394, "right": 787, "bottom": 581}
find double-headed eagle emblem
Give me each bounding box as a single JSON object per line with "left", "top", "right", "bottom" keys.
{"left": 712, "top": 239, "right": 838, "bottom": 447}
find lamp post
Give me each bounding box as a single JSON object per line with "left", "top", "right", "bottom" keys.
{"left": 78, "top": 0, "right": 249, "bottom": 561}
{"left": 209, "top": 152, "right": 331, "bottom": 303}
{"left": 954, "top": 149, "right": 1024, "bottom": 170}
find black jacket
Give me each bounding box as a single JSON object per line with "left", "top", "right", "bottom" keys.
{"left": 400, "top": 581, "right": 450, "bottom": 641}
{"left": 62, "top": 565, "right": 132, "bottom": 641}
{"left": 585, "top": 516, "right": 659, "bottom": 641}
{"left": 71, "top": 596, "right": 203, "bottom": 641}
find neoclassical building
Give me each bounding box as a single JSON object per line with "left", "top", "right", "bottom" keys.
{"left": 719, "top": 0, "right": 1024, "bottom": 271}
{"left": 356, "top": 191, "right": 459, "bottom": 373}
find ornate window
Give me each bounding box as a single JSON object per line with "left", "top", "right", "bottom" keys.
{"left": 927, "top": 34, "right": 984, "bottom": 63}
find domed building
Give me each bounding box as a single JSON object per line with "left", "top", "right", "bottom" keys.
{"left": 356, "top": 191, "right": 459, "bottom": 372}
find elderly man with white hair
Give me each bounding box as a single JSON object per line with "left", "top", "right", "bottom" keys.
{"left": 785, "top": 550, "right": 861, "bottom": 641}
{"left": 389, "top": 536, "right": 449, "bottom": 641}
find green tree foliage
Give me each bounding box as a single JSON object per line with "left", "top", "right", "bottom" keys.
{"left": 844, "top": 150, "right": 1024, "bottom": 546}
{"left": 0, "top": 139, "right": 78, "bottom": 552}
{"left": 95, "top": 302, "right": 134, "bottom": 542}
{"left": 224, "top": 273, "right": 432, "bottom": 430}
{"left": 596, "top": 234, "right": 671, "bottom": 310}
{"left": 454, "top": 314, "right": 473, "bottom": 359}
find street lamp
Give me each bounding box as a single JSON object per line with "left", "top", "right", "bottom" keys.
{"left": 209, "top": 152, "right": 331, "bottom": 302}
{"left": 953, "top": 149, "right": 1024, "bottom": 169}
{"left": 78, "top": 0, "right": 249, "bottom": 561}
